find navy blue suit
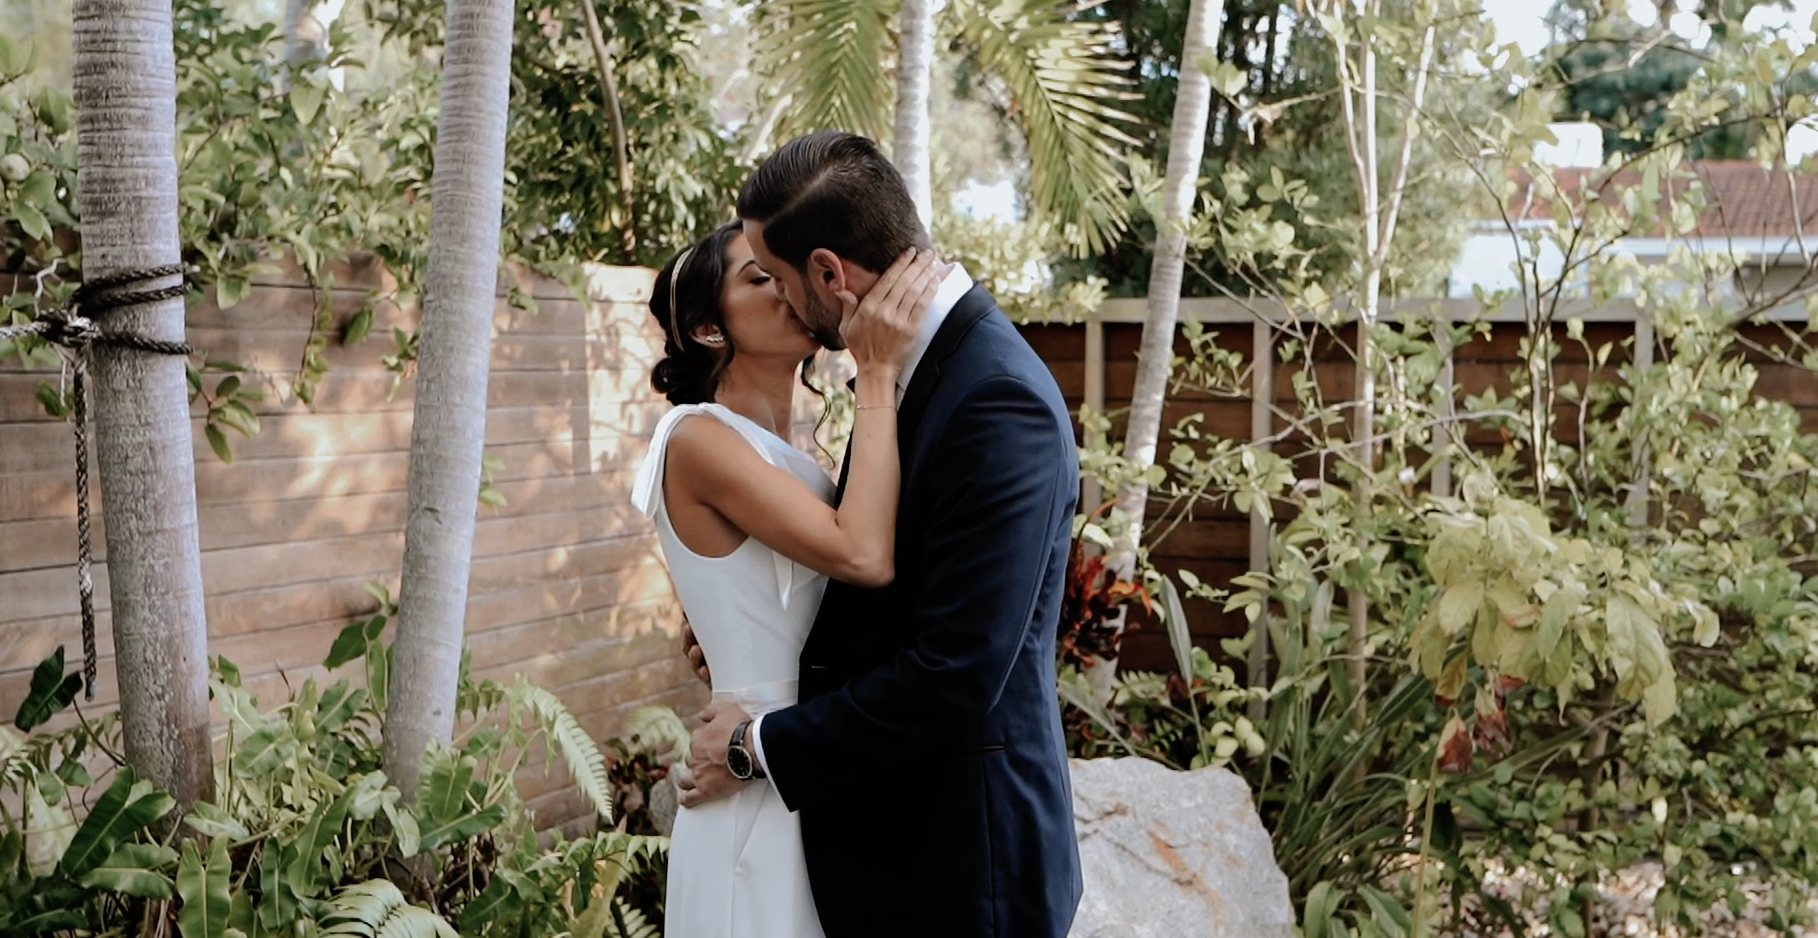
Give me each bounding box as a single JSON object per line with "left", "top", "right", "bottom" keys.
{"left": 759, "top": 286, "right": 1083, "bottom": 938}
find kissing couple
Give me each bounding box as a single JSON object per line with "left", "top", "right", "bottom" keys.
{"left": 629, "top": 130, "right": 1082, "bottom": 938}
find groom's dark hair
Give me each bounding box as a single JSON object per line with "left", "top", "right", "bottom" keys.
{"left": 737, "top": 130, "right": 932, "bottom": 275}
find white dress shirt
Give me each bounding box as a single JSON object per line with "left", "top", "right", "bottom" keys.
{"left": 747, "top": 262, "right": 974, "bottom": 776}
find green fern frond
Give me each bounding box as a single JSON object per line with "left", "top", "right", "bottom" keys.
{"left": 624, "top": 705, "right": 690, "bottom": 762}
{"left": 511, "top": 679, "right": 614, "bottom": 824}
{"left": 323, "top": 880, "right": 458, "bottom": 938}
{"left": 949, "top": 0, "right": 1139, "bottom": 254}
{"left": 758, "top": 0, "right": 897, "bottom": 142}
{"left": 605, "top": 898, "right": 661, "bottom": 938}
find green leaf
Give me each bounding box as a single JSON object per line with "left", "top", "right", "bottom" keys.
{"left": 185, "top": 801, "right": 251, "bottom": 842}
{"left": 1158, "top": 574, "right": 1194, "bottom": 682}
{"left": 1434, "top": 580, "right": 1483, "bottom": 637}
{"left": 417, "top": 804, "right": 506, "bottom": 852}
{"left": 512, "top": 680, "right": 614, "bottom": 823}
{"left": 59, "top": 768, "right": 176, "bottom": 881}
{"left": 290, "top": 82, "right": 326, "bottom": 125}
{"left": 216, "top": 276, "right": 250, "bottom": 311}
{"left": 761, "top": 0, "right": 894, "bottom": 142}
{"left": 177, "top": 838, "right": 232, "bottom": 938}
{"left": 382, "top": 800, "right": 421, "bottom": 859}
{"left": 214, "top": 374, "right": 242, "bottom": 398}
{"left": 342, "top": 307, "right": 374, "bottom": 346}
{"left": 286, "top": 792, "right": 354, "bottom": 899}
{"left": 206, "top": 423, "right": 234, "bottom": 464}
{"left": 33, "top": 381, "right": 69, "bottom": 419}
{"left": 455, "top": 873, "right": 519, "bottom": 934}
{"left": 79, "top": 843, "right": 178, "bottom": 899}
{"left": 13, "top": 201, "right": 50, "bottom": 241}
{"left": 19, "top": 169, "right": 56, "bottom": 207}
{"left": 15, "top": 647, "right": 82, "bottom": 731}
{"left": 325, "top": 616, "right": 386, "bottom": 671}
{"left": 231, "top": 726, "right": 298, "bottom": 778}
{"left": 221, "top": 400, "right": 261, "bottom": 437}
{"left": 24, "top": 781, "right": 75, "bottom": 877}
{"left": 417, "top": 751, "right": 476, "bottom": 827}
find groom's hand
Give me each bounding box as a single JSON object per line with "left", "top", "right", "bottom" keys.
{"left": 678, "top": 702, "right": 751, "bottom": 808}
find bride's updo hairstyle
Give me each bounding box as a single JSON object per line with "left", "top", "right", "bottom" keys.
{"left": 649, "top": 220, "right": 744, "bottom": 405}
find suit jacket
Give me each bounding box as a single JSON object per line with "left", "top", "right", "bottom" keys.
{"left": 759, "top": 286, "right": 1083, "bottom": 938}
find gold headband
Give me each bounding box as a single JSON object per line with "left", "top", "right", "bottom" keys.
{"left": 667, "top": 245, "right": 696, "bottom": 345}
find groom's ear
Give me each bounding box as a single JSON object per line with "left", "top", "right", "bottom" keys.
{"left": 807, "top": 248, "right": 847, "bottom": 298}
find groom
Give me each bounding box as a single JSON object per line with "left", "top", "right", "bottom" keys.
{"left": 676, "top": 130, "right": 1083, "bottom": 938}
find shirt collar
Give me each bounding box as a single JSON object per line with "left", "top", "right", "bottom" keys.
{"left": 897, "top": 262, "right": 974, "bottom": 403}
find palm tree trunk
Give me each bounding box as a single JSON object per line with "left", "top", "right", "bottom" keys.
{"left": 579, "top": 0, "right": 636, "bottom": 261}
{"left": 382, "top": 0, "right": 516, "bottom": 799}
{"left": 1100, "top": 0, "right": 1224, "bottom": 694}
{"left": 892, "top": 0, "right": 936, "bottom": 227}
{"left": 72, "top": 0, "right": 213, "bottom": 810}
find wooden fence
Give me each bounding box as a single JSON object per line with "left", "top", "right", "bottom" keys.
{"left": 0, "top": 258, "right": 710, "bottom": 827}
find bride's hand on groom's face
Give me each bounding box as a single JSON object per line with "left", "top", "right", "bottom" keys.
{"left": 678, "top": 702, "right": 752, "bottom": 808}
{"left": 838, "top": 248, "right": 943, "bottom": 375}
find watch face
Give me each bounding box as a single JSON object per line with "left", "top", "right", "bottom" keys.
{"left": 726, "top": 746, "right": 754, "bottom": 780}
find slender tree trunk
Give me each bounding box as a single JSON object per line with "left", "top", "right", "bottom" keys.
{"left": 382, "top": 0, "right": 516, "bottom": 799}
{"left": 1099, "top": 0, "right": 1224, "bottom": 694}
{"left": 579, "top": 0, "right": 636, "bottom": 261}
{"left": 892, "top": 0, "right": 936, "bottom": 227}
{"left": 283, "top": 0, "right": 329, "bottom": 70}
{"left": 1333, "top": 0, "right": 1436, "bottom": 719}
{"left": 72, "top": 0, "right": 213, "bottom": 810}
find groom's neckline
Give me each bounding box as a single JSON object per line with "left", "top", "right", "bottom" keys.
{"left": 896, "top": 263, "right": 976, "bottom": 403}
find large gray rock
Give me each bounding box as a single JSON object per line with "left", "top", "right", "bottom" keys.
{"left": 1068, "top": 757, "right": 1294, "bottom": 938}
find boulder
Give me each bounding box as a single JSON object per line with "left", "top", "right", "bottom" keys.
{"left": 1068, "top": 757, "right": 1294, "bottom": 938}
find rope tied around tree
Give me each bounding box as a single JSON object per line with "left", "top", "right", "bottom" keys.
{"left": 1, "top": 264, "right": 195, "bottom": 700}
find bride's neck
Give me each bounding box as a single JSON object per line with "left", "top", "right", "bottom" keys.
{"left": 714, "top": 360, "right": 796, "bottom": 438}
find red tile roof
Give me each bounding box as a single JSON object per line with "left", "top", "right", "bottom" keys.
{"left": 1500, "top": 160, "right": 1818, "bottom": 239}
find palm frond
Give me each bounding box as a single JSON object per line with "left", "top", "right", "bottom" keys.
{"left": 323, "top": 880, "right": 459, "bottom": 938}
{"left": 511, "top": 678, "right": 615, "bottom": 824}
{"left": 950, "top": 0, "right": 1140, "bottom": 254}
{"left": 757, "top": 0, "right": 898, "bottom": 143}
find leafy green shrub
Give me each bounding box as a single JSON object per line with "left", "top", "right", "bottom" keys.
{"left": 0, "top": 613, "right": 667, "bottom": 937}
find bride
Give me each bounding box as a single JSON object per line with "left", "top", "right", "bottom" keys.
{"left": 629, "top": 219, "right": 940, "bottom": 938}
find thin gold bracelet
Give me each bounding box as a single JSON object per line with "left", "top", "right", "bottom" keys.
{"left": 855, "top": 403, "right": 896, "bottom": 412}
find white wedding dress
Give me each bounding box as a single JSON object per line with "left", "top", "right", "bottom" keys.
{"left": 630, "top": 403, "right": 832, "bottom": 938}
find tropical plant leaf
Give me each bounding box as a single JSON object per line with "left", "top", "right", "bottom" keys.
{"left": 949, "top": 0, "right": 1138, "bottom": 254}
{"left": 15, "top": 647, "right": 83, "bottom": 732}
{"left": 285, "top": 791, "right": 354, "bottom": 898}
{"left": 23, "top": 782, "right": 75, "bottom": 878}
{"left": 758, "top": 0, "right": 896, "bottom": 142}
{"left": 514, "top": 679, "right": 614, "bottom": 822}
{"left": 186, "top": 800, "right": 252, "bottom": 842}
{"left": 1157, "top": 573, "right": 1194, "bottom": 681}
{"left": 177, "top": 837, "right": 232, "bottom": 938}
{"left": 59, "top": 768, "right": 175, "bottom": 880}
{"left": 415, "top": 749, "right": 476, "bottom": 828}
{"left": 417, "top": 804, "right": 506, "bottom": 852}
{"left": 78, "top": 842, "right": 178, "bottom": 899}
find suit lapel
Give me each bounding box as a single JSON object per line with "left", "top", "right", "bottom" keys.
{"left": 896, "top": 285, "right": 994, "bottom": 443}
{"left": 834, "top": 286, "right": 994, "bottom": 504}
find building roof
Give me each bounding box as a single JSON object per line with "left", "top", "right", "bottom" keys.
{"left": 1501, "top": 160, "right": 1818, "bottom": 240}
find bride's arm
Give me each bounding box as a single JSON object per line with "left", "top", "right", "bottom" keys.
{"left": 665, "top": 251, "right": 939, "bottom": 587}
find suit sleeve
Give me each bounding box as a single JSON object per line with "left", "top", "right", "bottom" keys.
{"left": 757, "top": 375, "right": 1073, "bottom": 811}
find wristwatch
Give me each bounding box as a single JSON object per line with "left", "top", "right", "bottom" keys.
{"left": 727, "top": 720, "right": 766, "bottom": 781}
